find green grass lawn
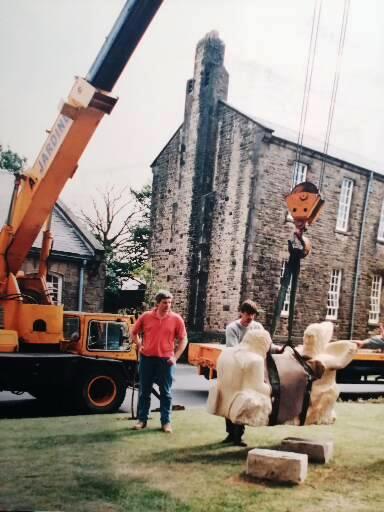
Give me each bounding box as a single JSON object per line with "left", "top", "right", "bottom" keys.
{"left": 0, "top": 401, "right": 383, "bottom": 512}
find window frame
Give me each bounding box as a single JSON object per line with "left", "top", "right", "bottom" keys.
{"left": 63, "top": 316, "right": 81, "bottom": 342}
{"left": 279, "top": 260, "right": 291, "bottom": 318}
{"left": 336, "top": 178, "right": 353, "bottom": 232}
{"left": 291, "top": 161, "right": 307, "bottom": 189}
{"left": 87, "top": 320, "right": 131, "bottom": 352}
{"left": 46, "top": 272, "right": 63, "bottom": 305}
{"left": 368, "top": 275, "right": 382, "bottom": 325}
{"left": 326, "top": 269, "right": 342, "bottom": 321}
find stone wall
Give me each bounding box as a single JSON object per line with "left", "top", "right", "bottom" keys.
{"left": 150, "top": 128, "right": 186, "bottom": 313}
{"left": 241, "top": 137, "right": 376, "bottom": 339}
{"left": 355, "top": 172, "right": 384, "bottom": 338}
{"left": 204, "top": 104, "right": 266, "bottom": 330}
{"left": 22, "top": 256, "right": 105, "bottom": 312}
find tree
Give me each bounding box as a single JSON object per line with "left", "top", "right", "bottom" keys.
{"left": 80, "top": 184, "right": 151, "bottom": 293}
{"left": 0, "top": 145, "right": 27, "bottom": 173}
{"left": 132, "top": 261, "right": 168, "bottom": 309}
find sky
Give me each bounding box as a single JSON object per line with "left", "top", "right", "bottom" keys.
{"left": 1, "top": 0, "right": 384, "bottom": 214}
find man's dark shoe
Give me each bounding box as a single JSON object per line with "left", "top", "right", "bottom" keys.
{"left": 233, "top": 439, "right": 247, "bottom": 447}
{"left": 132, "top": 421, "right": 147, "bottom": 430}
{"left": 221, "top": 435, "right": 233, "bottom": 444}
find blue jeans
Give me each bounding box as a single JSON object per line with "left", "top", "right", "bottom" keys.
{"left": 137, "top": 355, "right": 175, "bottom": 425}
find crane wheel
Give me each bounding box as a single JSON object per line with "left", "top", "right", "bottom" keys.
{"left": 77, "top": 368, "right": 126, "bottom": 413}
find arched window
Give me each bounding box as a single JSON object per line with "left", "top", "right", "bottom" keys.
{"left": 46, "top": 272, "right": 63, "bottom": 305}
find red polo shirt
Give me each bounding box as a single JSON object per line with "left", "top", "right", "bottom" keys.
{"left": 132, "top": 309, "right": 187, "bottom": 358}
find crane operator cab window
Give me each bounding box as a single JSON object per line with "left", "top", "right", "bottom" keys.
{"left": 87, "top": 320, "right": 131, "bottom": 352}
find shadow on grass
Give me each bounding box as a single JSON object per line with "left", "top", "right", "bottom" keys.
{"left": 140, "top": 441, "right": 251, "bottom": 465}
{"left": 23, "top": 422, "right": 168, "bottom": 450}
{"left": 239, "top": 471, "right": 298, "bottom": 488}
{"left": 0, "top": 395, "right": 87, "bottom": 419}
{"left": 77, "top": 474, "right": 192, "bottom": 512}
{"left": 365, "top": 459, "right": 384, "bottom": 471}
{"left": 26, "top": 429, "right": 130, "bottom": 449}
{"left": 0, "top": 393, "right": 135, "bottom": 420}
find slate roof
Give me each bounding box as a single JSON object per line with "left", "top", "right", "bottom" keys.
{"left": 0, "top": 170, "right": 103, "bottom": 260}
{"left": 151, "top": 101, "right": 384, "bottom": 177}
{"left": 220, "top": 100, "right": 384, "bottom": 176}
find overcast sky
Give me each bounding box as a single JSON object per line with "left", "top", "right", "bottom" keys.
{"left": 1, "top": 0, "right": 383, "bottom": 213}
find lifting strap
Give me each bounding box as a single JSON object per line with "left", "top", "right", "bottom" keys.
{"left": 267, "top": 347, "right": 315, "bottom": 426}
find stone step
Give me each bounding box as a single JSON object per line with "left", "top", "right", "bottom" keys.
{"left": 280, "top": 437, "right": 334, "bottom": 463}
{"left": 246, "top": 448, "right": 307, "bottom": 484}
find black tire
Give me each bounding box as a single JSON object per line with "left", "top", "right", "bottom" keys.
{"left": 76, "top": 367, "right": 126, "bottom": 414}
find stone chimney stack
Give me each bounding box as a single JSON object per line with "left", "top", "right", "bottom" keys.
{"left": 180, "top": 32, "right": 229, "bottom": 330}
{"left": 183, "top": 31, "right": 228, "bottom": 141}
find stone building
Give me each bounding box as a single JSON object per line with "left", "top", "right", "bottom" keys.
{"left": 0, "top": 171, "right": 105, "bottom": 312}
{"left": 150, "top": 31, "right": 384, "bottom": 340}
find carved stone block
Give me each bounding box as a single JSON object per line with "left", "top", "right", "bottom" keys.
{"left": 246, "top": 448, "right": 307, "bottom": 484}
{"left": 280, "top": 437, "right": 334, "bottom": 463}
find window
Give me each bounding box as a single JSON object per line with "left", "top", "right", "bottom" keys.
{"left": 377, "top": 201, "right": 384, "bottom": 242}
{"left": 369, "top": 275, "right": 382, "bottom": 325}
{"left": 170, "top": 202, "right": 178, "bottom": 241}
{"left": 326, "top": 269, "right": 342, "bottom": 320}
{"left": 280, "top": 260, "right": 291, "bottom": 317}
{"left": 336, "top": 178, "right": 353, "bottom": 232}
{"left": 186, "top": 79, "right": 195, "bottom": 94}
{"left": 87, "top": 320, "right": 131, "bottom": 352}
{"left": 64, "top": 316, "right": 80, "bottom": 342}
{"left": 292, "top": 162, "right": 307, "bottom": 189}
{"left": 46, "top": 273, "right": 63, "bottom": 305}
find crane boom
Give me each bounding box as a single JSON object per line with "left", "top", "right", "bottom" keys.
{"left": 2, "top": 0, "right": 162, "bottom": 277}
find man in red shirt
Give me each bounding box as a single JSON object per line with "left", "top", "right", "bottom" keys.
{"left": 132, "top": 290, "right": 188, "bottom": 433}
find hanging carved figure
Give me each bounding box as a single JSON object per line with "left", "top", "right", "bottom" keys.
{"left": 207, "top": 321, "right": 357, "bottom": 426}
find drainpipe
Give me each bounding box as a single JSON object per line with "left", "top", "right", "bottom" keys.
{"left": 78, "top": 259, "right": 87, "bottom": 312}
{"left": 350, "top": 171, "right": 373, "bottom": 339}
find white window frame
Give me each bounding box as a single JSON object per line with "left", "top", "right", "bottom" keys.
{"left": 377, "top": 200, "right": 384, "bottom": 242}
{"left": 326, "top": 269, "right": 342, "bottom": 320}
{"left": 368, "top": 275, "right": 382, "bottom": 325}
{"left": 336, "top": 178, "right": 353, "bottom": 232}
{"left": 280, "top": 260, "right": 291, "bottom": 317}
{"left": 291, "top": 161, "right": 307, "bottom": 189}
{"left": 87, "top": 320, "right": 130, "bottom": 352}
{"left": 46, "top": 272, "right": 63, "bottom": 305}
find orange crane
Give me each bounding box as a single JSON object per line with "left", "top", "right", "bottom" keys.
{"left": 0, "top": 0, "right": 163, "bottom": 413}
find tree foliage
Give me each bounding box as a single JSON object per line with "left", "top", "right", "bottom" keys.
{"left": 80, "top": 184, "right": 151, "bottom": 293}
{"left": 132, "top": 261, "right": 168, "bottom": 309}
{"left": 0, "top": 145, "right": 27, "bottom": 173}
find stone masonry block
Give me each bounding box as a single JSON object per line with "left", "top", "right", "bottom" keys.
{"left": 246, "top": 448, "right": 307, "bottom": 484}
{"left": 280, "top": 437, "right": 334, "bottom": 464}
